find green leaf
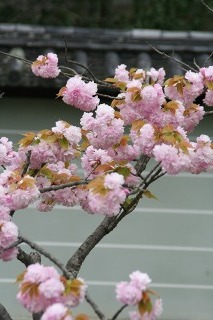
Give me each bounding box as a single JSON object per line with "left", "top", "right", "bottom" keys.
{"left": 59, "top": 137, "right": 69, "bottom": 149}
{"left": 115, "top": 166, "right": 131, "bottom": 178}
{"left": 143, "top": 189, "right": 158, "bottom": 200}
{"left": 138, "top": 294, "right": 153, "bottom": 315}
{"left": 40, "top": 167, "right": 54, "bottom": 179}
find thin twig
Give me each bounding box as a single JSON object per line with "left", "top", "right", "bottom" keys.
{"left": 201, "top": 0, "right": 213, "bottom": 13}
{"left": 204, "top": 110, "right": 213, "bottom": 116}
{"left": 19, "top": 235, "right": 73, "bottom": 279}
{"left": 0, "top": 50, "right": 31, "bottom": 65}
{"left": 96, "top": 92, "right": 122, "bottom": 100}
{"left": 148, "top": 44, "right": 197, "bottom": 72}
{"left": 64, "top": 41, "right": 98, "bottom": 83}
{"left": 39, "top": 180, "right": 88, "bottom": 193}
{"left": 143, "top": 162, "right": 162, "bottom": 184}
{"left": 111, "top": 304, "right": 128, "bottom": 320}
{"left": 59, "top": 66, "right": 78, "bottom": 75}
{"left": 204, "top": 52, "right": 213, "bottom": 66}
{"left": 193, "top": 58, "right": 200, "bottom": 70}
{"left": 85, "top": 293, "right": 106, "bottom": 320}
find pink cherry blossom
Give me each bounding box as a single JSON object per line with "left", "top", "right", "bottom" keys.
{"left": 17, "top": 263, "right": 64, "bottom": 313}
{"left": 52, "top": 121, "right": 82, "bottom": 145}
{"left": 31, "top": 53, "right": 61, "bottom": 78}
{"left": 129, "top": 271, "right": 151, "bottom": 291}
{"left": 62, "top": 277, "right": 87, "bottom": 307}
{"left": 81, "top": 104, "right": 124, "bottom": 149}
{"left": 203, "top": 89, "right": 213, "bottom": 106}
{"left": 116, "top": 281, "right": 142, "bottom": 305}
{"left": 0, "top": 137, "right": 21, "bottom": 169}
{"left": 0, "top": 205, "right": 11, "bottom": 221}
{"left": 41, "top": 303, "right": 72, "bottom": 320}
{"left": 114, "top": 64, "right": 130, "bottom": 82}
{"left": 189, "top": 134, "right": 213, "bottom": 174}
{"left": 164, "top": 71, "right": 204, "bottom": 106}
{"left": 130, "top": 123, "right": 155, "bottom": 156}
{"left": 0, "top": 171, "right": 40, "bottom": 210}
{"left": 0, "top": 220, "right": 18, "bottom": 261}
{"left": 104, "top": 172, "right": 124, "bottom": 189}
{"left": 147, "top": 67, "right": 165, "bottom": 85}
{"left": 0, "top": 247, "right": 18, "bottom": 261}
{"left": 200, "top": 66, "right": 213, "bottom": 82}
{"left": 116, "top": 271, "right": 153, "bottom": 306}
{"left": 108, "top": 143, "right": 140, "bottom": 162}
{"left": 153, "top": 144, "right": 191, "bottom": 175}
{"left": 81, "top": 146, "right": 113, "bottom": 177}
{"left": 182, "top": 104, "right": 204, "bottom": 132}
{"left": 87, "top": 173, "right": 128, "bottom": 216}
{"left": 61, "top": 75, "right": 99, "bottom": 111}
{"left": 0, "top": 220, "right": 18, "bottom": 248}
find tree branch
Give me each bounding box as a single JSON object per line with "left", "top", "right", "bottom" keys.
{"left": 66, "top": 216, "right": 114, "bottom": 277}
{"left": 66, "top": 162, "right": 164, "bottom": 277}
{"left": 148, "top": 44, "right": 197, "bottom": 72}
{"left": 17, "top": 247, "right": 43, "bottom": 267}
{"left": 19, "top": 235, "right": 72, "bottom": 279}
{"left": 39, "top": 180, "right": 88, "bottom": 193}
{"left": 0, "top": 303, "right": 13, "bottom": 320}
{"left": 0, "top": 50, "right": 32, "bottom": 65}
{"left": 21, "top": 150, "right": 32, "bottom": 177}
{"left": 204, "top": 110, "right": 213, "bottom": 116}
{"left": 201, "top": 0, "right": 213, "bottom": 13}
{"left": 111, "top": 304, "right": 128, "bottom": 320}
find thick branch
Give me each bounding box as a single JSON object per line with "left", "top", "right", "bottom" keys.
{"left": 0, "top": 303, "right": 13, "bottom": 320}
{"left": 66, "top": 162, "right": 163, "bottom": 277}
{"left": 66, "top": 216, "right": 114, "bottom": 277}
{"left": 17, "top": 248, "right": 41, "bottom": 267}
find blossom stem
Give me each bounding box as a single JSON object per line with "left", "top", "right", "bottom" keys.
{"left": 111, "top": 304, "right": 128, "bottom": 320}
{"left": 85, "top": 293, "right": 106, "bottom": 320}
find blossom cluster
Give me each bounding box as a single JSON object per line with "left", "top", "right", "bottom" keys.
{"left": 17, "top": 263, "right": 87, "bottom": 319}
{"left": 0, "top": 52, "right": 212, "bottom": 318}
{"left": 31, "top": 53, "right": 61, "bottom": 78}
{"left": 116, "top": 271, "right": 163, "bottom": 320}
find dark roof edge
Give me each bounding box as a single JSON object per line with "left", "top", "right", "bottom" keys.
{"left": 0, "top": 23, "right": 212, "bottom": 43}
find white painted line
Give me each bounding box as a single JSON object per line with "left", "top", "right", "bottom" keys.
{"left": 31, "top": 241, "right": 213, "bottom": 253}
{"left": 36, "top": 204, "right": 213, "bottom": 216}
{"left": 1, "top": 278, "right": 213, "bottom": 290}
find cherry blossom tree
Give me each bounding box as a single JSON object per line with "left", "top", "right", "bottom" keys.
{"left": 0, "top": 49, "right": 212, "bottom": 320}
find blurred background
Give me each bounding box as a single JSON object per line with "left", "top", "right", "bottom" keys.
{"left": 0, "top": 0, "right": 212, "bottom": 30}
{"left": 0, "top": 1, "right": 213, "bottom": 320}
